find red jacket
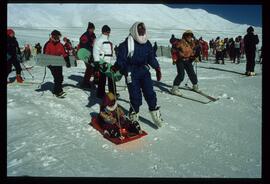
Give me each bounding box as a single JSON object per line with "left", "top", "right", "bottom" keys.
{"left": 43, "top": 39, "right": 68, "bottom": 58}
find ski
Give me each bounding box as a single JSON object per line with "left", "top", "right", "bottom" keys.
{"left": 198, "top": 65, "right": 246, "bottom": 76}
{"left": 12, "top": 66, "right": 34, "bottom": 72}
{"left": 156, "top": 89, "right": 211, "bottom": 104}
{"left": 8, "top": 80, "right": 41, "bottom": 86}
{"left": 170, "top": 92, "right": 212, "bottom": 104}
{"left": 182, "top": 86, "right": 219, "bottom": 102}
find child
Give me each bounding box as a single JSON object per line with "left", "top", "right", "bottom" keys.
{"left": 98, "top": 92, "right": 142, "bottom": 139}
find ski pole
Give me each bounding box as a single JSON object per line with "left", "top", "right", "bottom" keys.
{"left": 110, "top": 65, "right": 123, "bottom": 138}
{"left": 21, "top": 62, "right": 34, "bottom": 79}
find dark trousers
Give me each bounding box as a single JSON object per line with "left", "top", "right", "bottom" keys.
{"left": 127, "top": 70, "right": 157, "bottom": 113}
{"left": 48, "top": 66, "right": 63, "bottom": 94}
{"left": 7, "top": 57, "right": 22, "bottom": 78}
{"left": 97, "top": 72, "right": 116, "bottom": 98}
{"left": 246, "top": 51, "right": 256, "bottom": 72}
{"left": 173, "top": 60, "right": 198, "bottom": 86}
{"left": 83, "top": 63, "right": 94, "bottom": 84}
{"left": 216, "top": 51, "right": 224, "bottom": 63}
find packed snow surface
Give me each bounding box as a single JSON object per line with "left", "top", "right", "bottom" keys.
{"left": 7, "top": 4, "right": 261, "bottom": 178}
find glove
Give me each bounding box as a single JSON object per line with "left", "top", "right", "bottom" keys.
{"left": 110, "top": 65, "right": 118, "bottom": 73}
{"left": 155, "top": 67, "right": 162, "bottom": 81}
{"left": 64, "top": 56, "right": 71, "bottom": 68}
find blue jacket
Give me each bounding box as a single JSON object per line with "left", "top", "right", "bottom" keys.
{"left": 115, "top": 38, "right": 159, "bottom": 76}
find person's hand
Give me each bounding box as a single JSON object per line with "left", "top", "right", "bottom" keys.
{"left": 110, "top": 65, "right": 118, "bottom": 73}
{"left": 155, "top": 67, "right": 162, "bottom": 81}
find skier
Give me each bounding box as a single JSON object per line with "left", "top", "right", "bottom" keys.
{"left": 98, "top": 92, "right": 143, "bottom": 139}
{"left": 63, "top": 37, "right": 74, "bottom": 56}
{"left": 170, "top": 30, "right": 200, "bottom": 96}
{"left": 23, "top": 44, "right": 31, "bottom": 61}
{"left": 7, "top": 28, "right": 24, "bottom": 83}
{"left": 93, "top": 25, "right": 118, "bottom": 99}
{"left": 43, "top": 30, "right": 71, "bottom": 98}
{"left": 200, "top": 39, "right": 209, "bottom": 61}
{"left": 233, "top": 37, "right": 241, "bottom": 64}
{"left": 244, "top": 26, "right": 259, "bottom": 76}
{"left": 153, "top": 41, "right": 158, "bottom": 57}
{"left": 78, "top": 22, "right": 97, "bottom": 88}
{"left": 111, "top": 22, "right": 164, "bottom": 127}
{"left": 34, "top": 43, "right": 42, "bottom": 55}
{"left": 215, "top": 38, "right": 225, "bottom": 64}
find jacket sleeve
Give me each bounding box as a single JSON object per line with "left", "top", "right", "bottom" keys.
{"left": 114, "top": 42, "right": 129, "bottom": 75}
{"left": 93, "top": 39, "right": 102, "bottom": 62}
{"left": 147, "top": 41, "right": 159, "bottom": 69}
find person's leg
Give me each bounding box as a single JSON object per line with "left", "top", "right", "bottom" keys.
{"left": 48, "top": 66, "right": 63, "bottom": 94}
{"left": 184, "top": 61, "right": 198, "bottom": 85}
{"left": 97, "top": 72, "right": 106, "bottom": 98}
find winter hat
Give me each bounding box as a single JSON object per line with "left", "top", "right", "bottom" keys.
{"left": 7, "top": 28, "right": 15, "bottom": 37}
{"left": 182, "top": 30, "right": 194, "bottom": 39}
{"left": 102, "top": 25, "right": 111, "bottom": 33}
{"left": 51, "top": 30, "right": 61, "bottom": 37}
{"left": 247, "top": 26, "right": 254, "bottom": 33}
{"left": 103, "top": 92, "right": 117, "bottom": 111}
{"left": 129, "top": 21, "right": 148, "bottom": 44}
{"left": 87, "top": 22, "right": 95, "bottom": 30}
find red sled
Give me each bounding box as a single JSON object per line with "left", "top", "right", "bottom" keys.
{"left": 90, "top": 116, "right": 147, "bottom": 145}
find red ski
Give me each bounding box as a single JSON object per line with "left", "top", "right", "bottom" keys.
{"left": 90, "top": 116, "right": 147, "bottom": 145}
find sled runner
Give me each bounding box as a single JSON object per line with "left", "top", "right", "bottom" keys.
{"left": 35, "top": 54, "right": 77, "bottom": 67}
{"left": 90, "top": 116, "right": 147, "bottom": 145}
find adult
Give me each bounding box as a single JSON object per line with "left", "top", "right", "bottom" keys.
{"left": 7, "top": 28, "right": 24, "bottom": 83}
{"left": 112, "top": 22, "right": 164, "bottom": 127}
{"left": 244, "top": 26, "right": 259, "bottom": 76}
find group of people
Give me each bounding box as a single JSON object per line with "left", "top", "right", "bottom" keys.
{"left": 7, "top": 23, "right": 260, "bottom": 139}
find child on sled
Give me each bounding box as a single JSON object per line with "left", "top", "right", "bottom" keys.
{"left": 98, "top": 92, "right": 143, "bottom": 139}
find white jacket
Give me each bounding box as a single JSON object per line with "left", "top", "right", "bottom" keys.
{"left": 93, "top": 34, "right": 114, "bottom": 64}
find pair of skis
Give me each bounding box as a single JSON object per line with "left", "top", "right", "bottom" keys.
{"left": 166, "top": 85, "right": 219, "bottom": 104}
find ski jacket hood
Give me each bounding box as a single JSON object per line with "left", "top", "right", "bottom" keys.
{"left": 129, "top": 22, "right": 148, "bottom": 44}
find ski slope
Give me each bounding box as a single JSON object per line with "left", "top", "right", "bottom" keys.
{"left": 7, "top": 55, "right": 262, "bottom": 177}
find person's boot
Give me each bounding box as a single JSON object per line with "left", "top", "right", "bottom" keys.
{"left": 171, "top": 86, "right": 182, "bottom": 96}
{"left": 192, "top": 84, "right": 201, "bottom": 92}
{"left": 16, "top": 74, "right": 24, "bottom": 83}
{"left": 149, "top": 106, "right": 164, "bottom": 128}
{"left": 129, "top": 112, "right": 139, "bottom": 122}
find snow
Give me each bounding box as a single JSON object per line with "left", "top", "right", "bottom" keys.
{"left": 7, "top": 4, "right": 261, "bottom": 178}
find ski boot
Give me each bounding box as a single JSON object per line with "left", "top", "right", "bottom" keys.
{"left": 192, "top": 84, "right": 201, "bottom": 92}
{"left": 129, "top": 112, "right": 139, "bottom": 122}
{"left": 171, "top": 86, "right": 182, "bottom": 96}
{"left": 55, "top": 91, "right": 66, "bottom": 98}
{"left": 149, "top": 106, "right": 164, "bottom": 128}
{"left": 16, "top": 74, "right": 24, "bottom": 83}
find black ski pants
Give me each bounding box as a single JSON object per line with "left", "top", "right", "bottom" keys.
{"left": 7, "top": 56, "right": 22, "bottom": 77}
{"left": 173, "top": 59, "right": 198, "bottom": 86}
{"left": 48, "top": 66, "right": 63, "bottom": 94}
{"left": 245, "top": 51, "right": 256, "bottom": 72}
{"left": 97, "top": 72, "right": 116, "bottom": 98}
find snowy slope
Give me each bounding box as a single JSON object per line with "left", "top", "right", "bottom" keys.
{"left": 7, "top": 55, "right": 261, "bottom": 177}
{"left": 8, "top": 4, "right": 262, "bottom": 46}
